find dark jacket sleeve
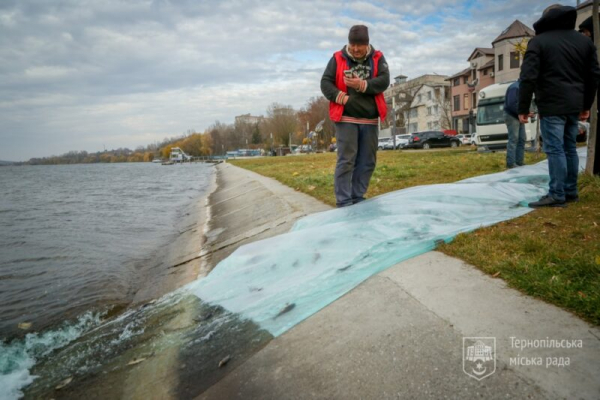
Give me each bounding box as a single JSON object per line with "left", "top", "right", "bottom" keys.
{"left": 321, "top": 57, "right": 343, "bottom": 103}
{"left": 518, "top": 39, "right": 540, "bottom": 115}
{"left": 364, "top": 55, "right": 390, "bottom": 95}
{"left": 584, "top": 42, "right": 600, "bottom": 111}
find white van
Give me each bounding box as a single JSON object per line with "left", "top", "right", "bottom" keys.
{"left": 475, "top": 82, "right": 537, "bottom": 151}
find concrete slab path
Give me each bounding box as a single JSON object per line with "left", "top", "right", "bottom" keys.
{"left": 197, "top": 162, "right": 600, "bottom": 400}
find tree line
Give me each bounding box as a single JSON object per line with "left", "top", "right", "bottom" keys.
{"left": 27, "top": 97, "right": 336, "bottom": 165}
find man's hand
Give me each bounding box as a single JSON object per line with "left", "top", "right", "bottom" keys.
{"left": 344, "top": 76, "right": 362, "bottom": 90}
{"left": 579, "top": 110, "right": 590, "bottom": 121}
{"left": 518, "top": 114, "right": 530, "bottom": 124}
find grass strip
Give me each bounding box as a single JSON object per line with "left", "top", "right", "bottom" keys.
{"left": 230, "top": 148, "right": 600, "bottom": 324}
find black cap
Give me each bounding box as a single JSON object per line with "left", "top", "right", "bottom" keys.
{"left": 348, "top": 25, "right": 369, "bottom": 45}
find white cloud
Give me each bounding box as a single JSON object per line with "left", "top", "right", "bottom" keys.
{"left": 24, "top": 66, "right": 77, "bottom": 80}
{"left": 0, "top": 0, "right": 552, "bottom": 160}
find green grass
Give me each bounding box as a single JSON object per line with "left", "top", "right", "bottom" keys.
{"left": 231, "top": 148, "right": 545, "bottom": 206}
{"left": 230, "top": 148, "right": 600, "bottom": 325}
{"left": 440, "top": 174, "right": 600, "bottom": 325}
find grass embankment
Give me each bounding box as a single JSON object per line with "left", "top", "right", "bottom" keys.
{"left": 230, "top": 149, "right": 600, "bottom": 325}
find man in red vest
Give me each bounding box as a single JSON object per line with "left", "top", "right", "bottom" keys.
{"left": 321, "top": 25, "right": 390, "bottom": 207}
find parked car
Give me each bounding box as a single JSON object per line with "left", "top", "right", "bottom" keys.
{"left": 294, "top": 144, "right": 312, "bottom": 154}
{"left": 406, "top": 131, "right": 461, "bottom": 149}
{"left": 470, "top": 133, "right": 477, "bottom": 145}
{"left": 460, "top": 134, "right": 474, "bottom": 145}
{"left": 394, "top": 134, "right": 411, "bottom": 149}
{"left": 378, "top": 137, "right": 394, "bottom": 150}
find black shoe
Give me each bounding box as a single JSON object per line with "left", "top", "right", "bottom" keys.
{"left": 565, "top": 194, "right": 579, "bottom": 203}
{"left": 529, "top": 195, "right": 566, "bottom": 208}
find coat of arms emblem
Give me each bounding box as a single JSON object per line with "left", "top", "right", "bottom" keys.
{"left": 463, "top": 337, "right": 496, "bottom": 380}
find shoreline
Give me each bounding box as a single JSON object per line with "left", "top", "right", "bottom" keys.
{"left": 0, "top": 162, "right": 216, "bottom": 343}
{"left": 131, "top": 164, "right": 218, "bottom": 305}
{"left": 3, "top": 163, "right": 218, "bottom": 400}
{"left": 19, "top": 161, "right": 329, "bottom": 400}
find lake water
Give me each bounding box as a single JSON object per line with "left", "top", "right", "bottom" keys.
{"left": 0, "top": 162, "right": 214, "bottom": 340}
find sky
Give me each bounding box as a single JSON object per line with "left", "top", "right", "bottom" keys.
{"left": 0, "top": 0, "right": 558, "bottom": 161}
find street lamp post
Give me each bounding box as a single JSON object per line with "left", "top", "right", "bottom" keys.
{"left": 468, "top": 109, "right": 473, "bottom": 135}
{"left": 386, "top": 97, "right": 397, "bottom": 149}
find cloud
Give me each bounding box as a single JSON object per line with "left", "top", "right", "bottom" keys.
{"left": 0, "top": 0, "right": 551, "bottom": 160}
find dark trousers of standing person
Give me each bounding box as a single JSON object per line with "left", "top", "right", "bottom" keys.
{"left": 504, "top": 112, "right": 526, "bottom": 168}
{"left": 540, "top": 114, "right": 580, "bottom": 201}
{"left": 334, "top": 122, "right": 378, "bottom": 207}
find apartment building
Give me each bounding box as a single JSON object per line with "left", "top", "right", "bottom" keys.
{"left": 447, "top": 20, "right": 534, "bottom": 134}
{"left": 234, "top": 114, "right": 263, "bottom": 125}
{"left": 576, "top": 0, "right": 593, "bottom": 28}
{"left": 404, "top": 84, "right": 452, "bottom": 133}
{"left": 382, "top": 74, "right": 450, "bottom": 135}
{"left": 492, "top": 20, "right": 535, "bottom": 84}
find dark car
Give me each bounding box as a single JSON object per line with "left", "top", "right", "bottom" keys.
{"left": 406, "top": 131, "right": 461, "bottom": 149}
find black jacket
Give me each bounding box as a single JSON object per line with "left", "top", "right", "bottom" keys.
{"left": 320, "top": 45, "right": 390, "bottom": 119}
{"left": 518, "top": 6, "right": 600, "bottom": 116}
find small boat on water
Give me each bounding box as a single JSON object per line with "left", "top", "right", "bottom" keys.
{"left": 161, "top": 161, "right": 174, "bottom": 165}
{"left": 152, "top": 159, "right": 163, "bottom": 164}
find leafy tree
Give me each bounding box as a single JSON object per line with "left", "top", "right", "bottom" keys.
{"left": 162, "top": 144, "right": 174, "bottom": 160}
{"left": 201, "top": 132, "right": 214, "bottom": 155}
{"left": 251, "top": 124, "right": 262, "bottom": 145}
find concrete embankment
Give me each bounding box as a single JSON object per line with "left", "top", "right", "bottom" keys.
{"left": 26, "top": 161, "right": 600, "bottom": 400}
{"left": 198, "top": 162, "right": 331, "bottom": 273}
{"left": 193, "top": 169, "right": 600, "bottom": 399}
{"left": 24, "top": 161, "right": 330, "bottom": 400}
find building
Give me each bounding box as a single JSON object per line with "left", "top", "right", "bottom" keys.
{"left": 447, "top": 20, "right": 534, "bottom": 134}
{"left": 404, "top": 83, "right": 452, "bottom": 133}
{"left": 447, "top": 47, "right": 496, "bottom": 133}
{"left": 492, "top": 20, "right": 534, "bottom": 84}
{"left": 576, "top": 0, "right": 593, "bottom": 27}
{"left": 382, "top": 74, "right": 450, "bottom": 136}
{"left": 235, "top": 114, "right": 263, "bottom": 125}
{"left": 447, "top": 68, "right": 474, "bottom": 133}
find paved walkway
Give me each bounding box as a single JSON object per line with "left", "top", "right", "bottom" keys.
{"left": 196, "top": 162, "right": 600, "bottom": 400}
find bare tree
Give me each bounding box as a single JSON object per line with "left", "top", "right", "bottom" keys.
{"left": 432, "top": 86, "right": 453, "bottom": 130}
{"left": 297, "top": 97, "right": 334, "bottom": 149}
{"left": 263, "top": 103, "right": 299, "bottom": 146}
{"left": 233, "top": 119, "right": 254, "bottom": 149}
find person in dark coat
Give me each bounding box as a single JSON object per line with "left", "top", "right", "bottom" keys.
{"left": 519, "top": 5, "right": 600, "bottom": 207}
{"left": 320, "top": 25, "right": 390, "bottom": 207}
{"left": 504, "top": 80, "right": 528, "bottom": 168}
{"left": 579, "top": 15, "right": 594, "bottom": 39}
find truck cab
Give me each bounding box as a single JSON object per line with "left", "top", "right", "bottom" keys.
{"left": 475, "top": 82, "right": 537, "bottom": 151}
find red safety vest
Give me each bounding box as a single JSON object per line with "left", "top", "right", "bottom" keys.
{"left": 329, "top": 50, "right": 387, "bottom": 122}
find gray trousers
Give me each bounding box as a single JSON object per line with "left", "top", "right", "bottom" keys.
{"left": 334, "top": 122, "right": 378, "bottom": 207}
